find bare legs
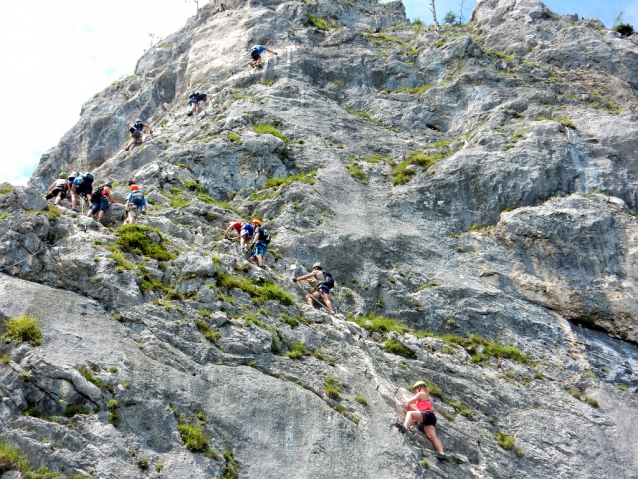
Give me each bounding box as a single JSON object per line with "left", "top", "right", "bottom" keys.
{"left": 403, "top": 411, "right": 444, "bottom": 453}
{"left": 305, "top": 291, "right": 335, "bottom": 313}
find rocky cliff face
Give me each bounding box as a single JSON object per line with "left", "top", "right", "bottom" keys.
{"left": 2, "top": 0, "right": 638, "bottom": 478}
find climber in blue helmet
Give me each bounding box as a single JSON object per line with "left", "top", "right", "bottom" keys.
{"left": 249, "top": 44, "right": 278, "bottom": 68}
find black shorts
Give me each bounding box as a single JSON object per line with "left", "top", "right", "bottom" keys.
{"left": 420, "top": 411, "right": 436, "bottom": 427}
{"left": 75, "top": 183, "right": 92, "bottom": 196}
{"left": 132, "top": 130, "right": 142, "bottom": 138}
{"left": 46, "top": 188, "right": 66, "bottom": 200}
{"left": 251, "top": 50, "right": 261, "bottom": 61}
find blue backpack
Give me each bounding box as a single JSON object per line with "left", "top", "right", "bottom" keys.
{"left": 130, "top": 190, "right": 145, "bottom": 206}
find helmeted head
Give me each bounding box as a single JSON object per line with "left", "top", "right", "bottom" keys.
{"left": 136, "top": 118, "right": 142, "bottom": 123}
{"left": 59, "top": 172, "right": 68, "bottom": 179}
{"left": 411, "top": 381, "right": 427, "bottom": 391}
{"left": 251, "top": 218, "right": 262, "bottom": 226}
{"left": 105, "top": 182, "right": 112, "bottom": 188}
{"left": 83, "top": 172, "right": 91, "bottom": 177}
{"left": 72, "top": 172, "right": 80, "bottom": 178}
{"left": 130, "top": 185, "right": 140, "bottom": 191}
{"left": 312, "top": 262, "right": 323, "bottom": 270}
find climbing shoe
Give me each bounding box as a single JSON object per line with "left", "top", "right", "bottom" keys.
{"left": 436, "top": 453, "right": 447, "bottom": 461}
{"left": 393, "top": 422, "right": 408, "bottom": 434}
{"left": 186, "top": 111, "right": 193, "bottom": 117}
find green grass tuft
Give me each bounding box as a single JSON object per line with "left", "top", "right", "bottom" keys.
{"left": 496, "top": 431, "right": 515, "bottom": 450}
{"left": 2, "top": 315, "right": 42, "bottom": 346}
{"left": 286, "top": 342, "right": 307, "bottom": 359}
{"left": 195, "top": 321, "right": 222, "bottom": 344}
{"left": 253, "top": 122, "right": 289, "bottom": 145}
{"left": 382, "top": 339, "right": 417, "bottom": 359}
{"left": 215, "top": 272, "right": 294, "bottom": 305}
{"left": 349, "top": 313, "right": 410, "bottom": 334}
{"left": 115, "top": 225, "right": 176, "bottom": 261}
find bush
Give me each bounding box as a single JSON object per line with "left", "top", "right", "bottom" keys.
{"left": 115, "top": 225, "right": 176, "bottom": 261}
{"left": 324, "top": 376, "right": 342, "bottom": 399}
{"left": 63, "top": 405, "right": 90, "bottom": 417}
{"left": 382, "top": 339, "right": 417, "bottom": 359}
{"left": 262, "top": 170, "right": 316, "bottom": 190}
{"left": 2, "top": 315, "right": 42, "bottom": 346}
{"left": 614, "top": 23, "right": 634, "bottom": 36}
{"left": 0, "top": 442, "right": 63, "bottom": 478}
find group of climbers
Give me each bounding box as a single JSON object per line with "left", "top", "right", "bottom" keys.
{"left": 224, "top": 218, "right": 270, "bottom": 267}
{"left": 44, "top": 173, "right": 148, "bottom": 224}
{"left": 42, "top": 41, "right": 448, "bottom": 460}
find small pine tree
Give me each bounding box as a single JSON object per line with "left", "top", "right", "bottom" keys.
{"left": 614, "top": 23, "right": 635, "bottom": 36}
{"left": 443, "top": 11, "right": 457, "bottom": 25}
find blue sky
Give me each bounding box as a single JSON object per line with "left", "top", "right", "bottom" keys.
{"left": 0, "top": 0, "right": 636, "bottom": 186}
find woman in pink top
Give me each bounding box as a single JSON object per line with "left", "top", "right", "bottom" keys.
{"left": 396, "top": 380, "right": 446, "bottom": 460}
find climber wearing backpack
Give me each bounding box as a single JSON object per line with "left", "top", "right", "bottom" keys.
{"left": 125, "top": 119, "right": 153, "bottom": 151}
{"left": 224, "top": 220, "right": 254, "bottom": 254}
{"left": 394, "top": 381, "right": 447, "bottom": 461}
{"left": 187, "top": 93, "right": 213, "bottom": 116}
{"left": 123, "top": 184, "right": 148, "bottom": 224}
{"left": 87, "top": 182, "right": 118, "bottom": 223}
{"left": 71, "top": 172, "right": 94, "bottom": 212}
{"left": 44, "top": 173, "right": 70, "bottom": 206}
{"left": 293, "top": 263, "right": 335, "bottom": 314}
{"left": 248, "top": 219, "right": 270, "bottom": 268}
{"left": 249, "top": 44, "right": 278, "bottom": 68}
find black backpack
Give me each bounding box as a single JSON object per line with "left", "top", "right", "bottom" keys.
{"left": 90, "top": 187, "right": 104, "bottom": 203}
{"left": 130, "top": 190, "right": 145, "bottom": 206}
{"left": 128, "top": 121, "right": 143, "bottom": 133}
{"left": 321, "top": 271, "right": 335, "bottom": 289}
{"left": 262, "top": 229, "right": 271, "bottom": 245}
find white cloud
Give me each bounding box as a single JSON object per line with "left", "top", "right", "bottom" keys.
{"left": 0, "top": 0, "right": 197, "bottom": 186}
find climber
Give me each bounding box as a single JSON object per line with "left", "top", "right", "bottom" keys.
{"left": 394, "top": 381, "right": 447, "bottom": 461}
{"left": 224, "top": 220, "right": 254, "bottom": 254}
{"left": 248, "top": 219, "right": 269, "bottom": 267}
{"left": 293, "top": 263, "right": 335, "bottom": 314}
{"left": 71, "top": 172, "right": 94, "bottom": 212}
{"left": 123, "top": 184, "right": 148, "bottom": 224}
{"left": 249, "top": 44, "right": 278, "bottom": 68}
{"left": 87, "top": 182, "right": 118, "bottom": 223}
{"left": 44, "top": 173, "right": 71, "bottom": 206}
{"left": 125, "top": 119, "right": 153, "bottom": 151}
{"left": 187, "top": 93, "right": 213, "bottom": 116}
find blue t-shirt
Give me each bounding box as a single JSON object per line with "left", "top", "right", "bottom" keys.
{"left": 126, "top": 192, "right": 147, "bottom": 210}
{"left": 252, "top": 45, "right": 267, "bottom": 53}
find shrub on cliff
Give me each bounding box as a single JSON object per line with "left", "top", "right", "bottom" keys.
{"left": 1, "top": 315, "right": 42, "bottom": 346}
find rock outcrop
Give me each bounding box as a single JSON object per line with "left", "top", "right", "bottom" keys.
{"left": 2, "top": 0, "right": 638, "bottom": 478}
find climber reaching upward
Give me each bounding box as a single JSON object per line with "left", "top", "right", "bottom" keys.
{"left": 249, "top": 44, "right": 278, "bottom": 68}
{"left": 224, "top": 220, "right": 254, "bottom": 254}
{"left": 124, "top": 184, "right": 148, "bottom": 225}
{"left": 395, "top": 381, "right": 446, "bottom": 461}
{"left": 71, "top": 172, "right": 94, "bottom": 212}
{"left": 293, "top": 263, "right": 335, "bottom": 314}
{"left": 44, "top": 173, "right": 70, "bottom": 206}
{"left": 125, "top": 119, "right": 153, "bottom": 151}
{"left": 187, "top": 93, "right": 213, "bottom": 116}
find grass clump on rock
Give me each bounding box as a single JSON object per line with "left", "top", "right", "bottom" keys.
{"left": 496, "top": 431, "right": 515, "bottom": 450}
{"left": 215, "top": 272, "right": 294, "bottom": 305}
{"left": 2, "top": 315, "right": 43, "bottom": 346}
{"left": 195, "top": 320, "right": 222, "bottom": 344}
{"left": 253, "top": 122, "right": 289, "bottom": 145}
{"left": 391, "top": 150, "right": 450, "bottom": 185}
{"left": 0, "top": 442, "right": 64, "bottom": 478}
{"left": 350, "top": 313, "right": 410, "bottom": 334}
{"left": 286, "top": 342, "right": 308, "bottom": 359}
{"left": 115, "top": 225, "right": 176, "bottom": 261}
{"left": 171, "top": 405, "right": 211, "bottom": 453}
{"left": 324, "top": 376, "right": 342, "bottom": 399}
{"left": 382, "top": 339, "right": 417, "bottom": 359}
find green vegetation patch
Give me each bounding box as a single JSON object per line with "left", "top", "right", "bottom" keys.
{"left": 307, "top": 12, "right": 330, "bottom": 30}
{"left": 392, "top": 150, "right": 451, "bottom": 185}
{"left": 345, "top": 162, "right": 369, "bottom": 184}
{"left": 382, "top": 339, "right": 417, "bottom": 359}
{"left": 470, "top": 343, "right": 528, "bottom": 364}
{"left": 261, "top": 170, "right": 316, "bottom": 190}
{"left": 286, "top": 342, "right": 308, "bottom": 359}
{"left": 1, "top": 315, "right": 42, "bottom": 346}
{"left": 0, "top": 442, "right": 64, "bottom": 478}
{"left": 393, "top": 84, "right": 433, "bottom": 94}
{"left": 178, "top": 424, "right": 209, "bottom": 452}
{"left": 195, "top": 320, "right": 222, "bottom": 344}
{"left": 76, "top": 364, "right": 114, "bottom": 395}
{"left": 496, "top": 431, "right": 515, "bottom": 450}
{"left": 344, "top": 107, "right": 382, "bottom": 126}
{"left": 253, "top": 122, "right": 289, "bottom": 145}
{"left": 366, "top": 33, "right": 407, "bottom": 46}
{"left": 349, "top": 313, "right": 410, "bottom": 334}
{"left": 0, "top": 186, "right": 14, "bottom": 195}
{"left": 215, "top": 272, "right": 294, "bottom": 305}
{"left": 115, "top": 225, "right": 176, "bottom": 261}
